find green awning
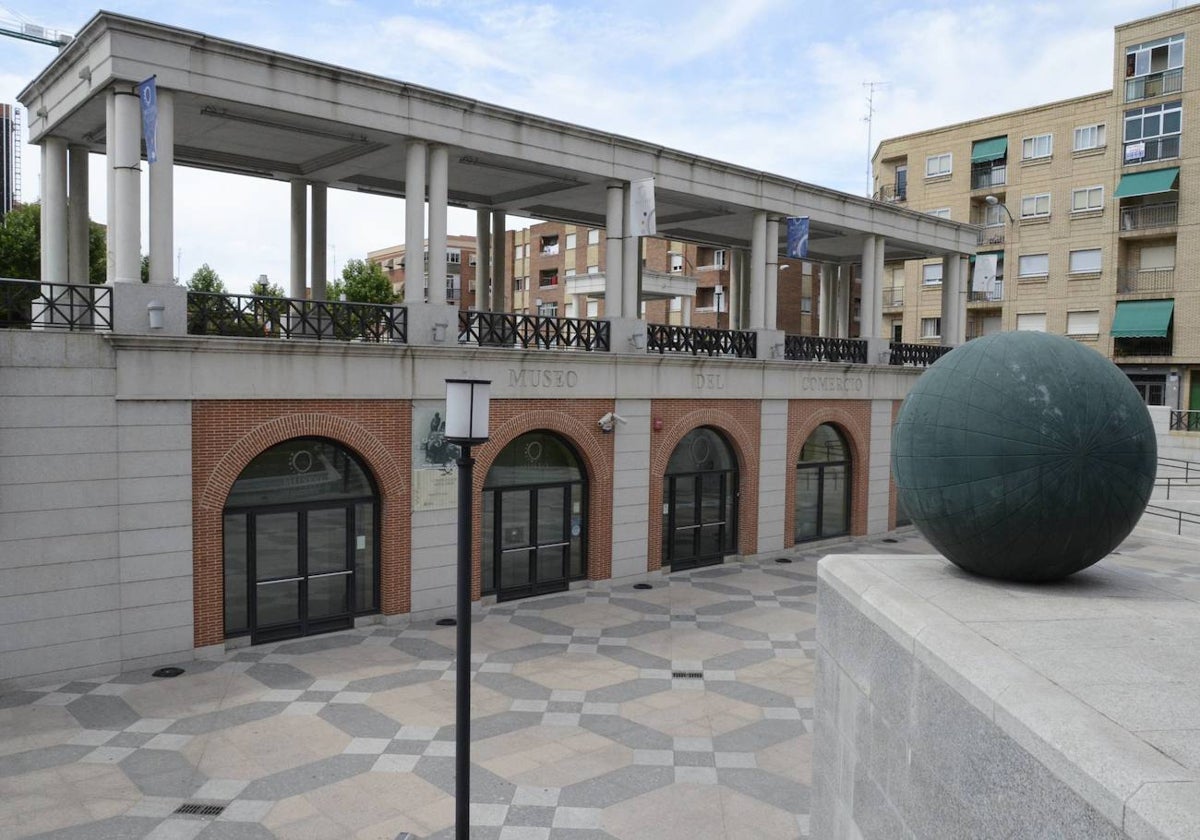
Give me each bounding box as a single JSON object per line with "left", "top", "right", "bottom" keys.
{"left": 1113, "top": 168, "right": 1180, "bottom": 199}
{"left": 1111, "top": 299, "right": 1174, "bottom": 338}
{"left": 969, "top": 250, "right": 1004, "bottom": 263}
{"left": 971, "top": 137, "right": 1008, "bottom": 163}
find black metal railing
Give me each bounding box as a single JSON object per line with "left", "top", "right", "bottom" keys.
{"left": 1113, "top": 336, "right": 1172, "bottom": 357}
{"left": 1169, "top": 410, "right": 1200, "bottom": 432}
{"left": 0, "top": 279, "right": 112, "bottom": 331}
{"left": 1126, "top": 67, "right": 1183, "bottom": 102}
{"left": 784, "top": 335, "right": 868, "bottom": 364}
{"left": 968, "top": 280, "right": 1004, "bottom": 304}
{"left": 187, "top": 292, "right": 407, "bottom": 343}
{"left": 1120, "top": 202, "right": 1178, "bottom": 231}
{"left": 458, "top": 310, "right": 609, "bottom": 351}
{"left": 1124, "top": 135, "right": 1180, "bottom": 165}
{"left": 1118, "top": 268, "right": 1174, "bottom": 293}
{"left": 646, "top": 324, "right": 756, "bottom": 358}
{"left": 874, "top": 183, "right": 906, "bottom": 203}
{"left": 971, "top": 162, "right": 1007, "bottom": 190}
{"left": 976, "top": 227, "right": 1006, "bottom": 247}
{"left": 889, "top": 341, "right": 953, "bottom": 367}
{"left": 1143, "top": 504, "right": 1200, "bottom": 536}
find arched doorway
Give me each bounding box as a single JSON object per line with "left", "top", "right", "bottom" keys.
{"left": 663, "top": 426, "right": 738, "bottom": 570}
{"left": 795, "top": 423, "right": 851, "bottom": 542}
{"left": 482, "top": 432, "right": 586, "bottom": 601}
{"left": 223, "top": 437, "right": 379, "bottom": 644}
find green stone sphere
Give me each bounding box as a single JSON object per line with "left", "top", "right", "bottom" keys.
{"left": 892, "top": 331, "right": 1157, "bottom": 581}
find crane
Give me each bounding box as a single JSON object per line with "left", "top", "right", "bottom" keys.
{"left": 0, "top": 3, "right": 71, "bottom": 47}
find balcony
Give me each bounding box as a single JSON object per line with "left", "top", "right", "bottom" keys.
{"left": 883, "top": 287, "right": 904, "bottom": 309}
{"left": 967, "top": 280, "right": 1004, "bottom": 306}
{"left": 1114, "top": 336, "right": 1172, "bottom": 357}
{"left": 1118, "top": 267, "right": 1174, "bottom": 294}
{"left": 971, "top": 162, "right": 1007, "bottom": 190}
{"left": 976, "top": 227, "right": 1006, "bottom": 247}
{"left": 1124, "top": 136, "right": 1180, "bottom": 165}
{"left": 1126, "top": 67, "right": 1183, "bottom": 102}
{"left": 874, "top": 183, "right": 906, "bottom": 203}
{"left": 1120, "top": 202, "right": 1177, "bottom": 231}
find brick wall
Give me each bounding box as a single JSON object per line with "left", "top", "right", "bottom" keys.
{"left": 192, "top": 401, "right": 411, "bottom": 647}
{"left": 784, "top": 400, "right": 873, "bottom": 547}
{"left": 646, "top": 400, "right": 761, "bottom": 570}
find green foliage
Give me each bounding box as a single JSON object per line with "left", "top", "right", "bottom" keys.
{"left": 250, "top": 277, "right": 285, "bottom": 298}
{"left": 89, "top": 222, "right": 107, "bottom": 284}
{"left": 330, "top": 259, "right": 396, "bottom": 304}
{"left": 187, "top": 263, "right": 226, "bottom": 293}
{"left": 0, "top": 204, "right": 109, "bottom": 284}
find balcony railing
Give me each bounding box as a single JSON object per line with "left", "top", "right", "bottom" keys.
{"left": 874, "top": 183, "right": 906, "bottom": 203}
{"left": 1126, "top": 67, "right": 1183, "bottom": 102}
{"left": 187, "top": 292, "right": 407, "bottom": 343}
{"left": 1170, "top": 410, "right": 1200, "bottom": 432}
{"left": 889, "top": 341, "right": 953, "bottom": 367}
{"left": 968, "top": 280, "right": 1004, "bottom": 304}
{"left": 971, "top": 162, "right": 1007, "bottom": 190}
{"left": 883, "top": 288, "right": 904, "bottom": 308}
{"left": 1118, "top": 267, "right": 1174, "bottom": 293}
{"left": 1120, "top": 202, "right": 1177, "bottom": 231}
{"left": 0, "top": 279, "right": 112, "bottom": 331}
{"left": 976, "top": 227, "right": 1006, "bottom": 247}
{"left": 646, "top": 324, "right": 756, "bottom": 358}
{"left": 458, "top": 310, "right": 609, "bottom": 351}
{"left": 1114, "top": 336, "right": 1172, "bottom": 357}
{"left": 1124, "top": 136, "right": 1180, "bottom": 165}
{"left": 784, "top": 335, "right": 867, "bottom": 364}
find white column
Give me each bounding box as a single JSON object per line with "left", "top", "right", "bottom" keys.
{"left": 40, "top": 138, "right": 69, "bottom": 283}
{"left": 427, "top": 145, "right": 448, "bottom": 306}
{"left": 405, "top": 141, "right": 428, "bottom": 302}
{"left": 940, "top": 254, "right": 966, "bottom": 346}
{"left": 605, "top": 184, "right": 624, "bottom": 318}
{"left": 289, "top": 180, "right": 307, "bottom": 299}
{"left": 836, "top": 265, "right": 851, "bottom": 337}
{"left": 475, "top": 209, "right": 491, "bottom": 311}
{"left": 859, "top": 235, "right": 877, "bottom": 340}
{"left": 819, "top": 263, "right": 834, "bottom": 337}
{"left": 682, "top": 294, "right": 692, "bottom": 327}
{"left": 105, "top": 91, "right": 116, "bottom": 284}
{"left": 491, "top": 210, "right": 507, "bottom": 312}
{"left": 748, "top": 211, "right": 767, "bottom": 329}
{"left": 148, "top": 88, "right": 174, "bottom": 285}
{"left": 872, "top": 235, "right": 885, "bottom": 340}
{"left": 112, "top": 90, "right": 141, "bottom": 284}
{"left": 66, "top": 144, "right": 88, "bottom": 284}
{"left": 765, "top": 217, "right": 780, "bottom": 330}
{"left": 622, "top": 185, "right": 639, "bottom": 319}
{"left": 726, "top": 250, "right": 739, "bottom": 330}
{"left": 310, "top": 182, "right": 328, "bottom": 300}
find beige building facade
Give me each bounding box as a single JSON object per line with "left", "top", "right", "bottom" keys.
{"left": 875, "top": 4, "right": 1200, "bottom": 408}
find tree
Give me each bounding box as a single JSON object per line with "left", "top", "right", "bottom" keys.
{"left": 330, "top": 258, "right": 396, "bottom": 304}
{"left": 187, "top": 264, "right": 226, "bottom": 293}
{"left": 0, "top": 203, "right": 109, "bottom": 284}
{"left": 250, "top": 277, "right": 285, "bottom": 297}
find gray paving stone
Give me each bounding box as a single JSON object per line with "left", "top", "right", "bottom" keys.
{"left": 195, "top": 823, "right": 278, "bottom": 840}
{"left": 240, "top": 754, "right": 377, "bottom": 799}
{"left": 0, "top": 745, "right": 93, "bottom": 777}
{"left": 243, "top": 663, "right": 314, "bottom": 690}
{"left": 689, "top": 581, "right": 750, "bottom": 596}
{"left": 558, "top": 765, "right": 675, "bottom": 807}
{"left": 514, "top": 594, "right": 585, "bottom": 611}
{"left": 0, "top": 690, "right": 41, "bottom": 709}
{"left": 318, "top": 703, "right": 401, "bottom": 738}
{"left": 707, "top": 680, "right": 802, "bottom": 709}
{"left": 597, "top": 620, "right": 668, "bottom": 639}
{"left": 169, "top": 702, "right": 285, "bottom": 735}
{"left": 414, "top": 756, "right": 516, "bottom": 803}
{"left": 486, "top": 643, "right": 568, "bottom": 664}
{"left": 26, "top": 815, "right": 161, "bottom": 839}
{"left": 579, "top": 678, "right": 669, "bottom": 704}
{"left": 713, "top": 719, "right": 805, "bottom": 753}
{"left": 390, "top": 637, "right": 456, "bottom": 660}
{"left": 474, "top": 672, "right": 553, "bottom": 701}
{"left": 345, "top": 670, "right": 440, "bottom": 693}
{"left": 579, "top": 715, "right": 672, "bottom": 751}
{"left": 510, "top": 615, "right": 576, "bottom": 637}
{"left": 694, "top": 600, "right": 756, "bottom": 616}
{"left": 718, "top": 767, "right": 810, "bottom": 813}
{"left": 701, "top": 648, "right": 775, "bottom": 671}
{"left": 606, "top": 597, "right": 670, "bottom": 615}
{"left": 273, "top": 634, "right": 365, "bottom": 656}
{"left": 65, "top": 695, "right": 141, "bottom": 731}
{"left": 119, "top": 748, "right": 206, "bottom": 797}
{"left": 504, "top": 804, "right": 557, "bottom": 826}
{"left": 596, "top": 646, "right": 671, "bottom": 671}
{"left": 440, "top": 711, "right": 544, "bottom": 742}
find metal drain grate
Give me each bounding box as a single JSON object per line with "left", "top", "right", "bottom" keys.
{"left": 174, "top": 803, "right": 226, "bottom": 817}
{"left": 671, "top": 671, "right": 703, "bottom": 679}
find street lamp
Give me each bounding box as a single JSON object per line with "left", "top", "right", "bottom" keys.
{"left": 443, "top": 378, "right": 491, "bottom": 840}
{"left": 714, "top": 284, "right": 724, "bottom": 330}
{"left": 984, "top": 194, "right": 1015, "bottom": 223}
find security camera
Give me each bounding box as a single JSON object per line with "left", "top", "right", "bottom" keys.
{"left": 598, "top": 412, "right": 627, "bottom": 433}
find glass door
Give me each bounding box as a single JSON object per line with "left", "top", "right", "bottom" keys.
{"left": 666, "top": 472, "right": 732, "bottom": 570}
{"left": 494, "top": 485, "right": 572, "bottom": 601}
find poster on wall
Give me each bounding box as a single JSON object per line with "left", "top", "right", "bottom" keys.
{"left": 412, "top": 400, "right": 461, "bottom": 511}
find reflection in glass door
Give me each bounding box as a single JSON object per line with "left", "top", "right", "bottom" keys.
{"left": 795, "top": 424, "right": 852, "bottom": 542}
{"left": 663, "top": 427, "right": 738, "bottom": 570}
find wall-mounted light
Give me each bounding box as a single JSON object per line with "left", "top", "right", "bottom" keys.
{"left": 629, "top": 332, "right": 647, "bottom": 350}
{"left": 432, "top": 321, "right": 448, "bottom": 342}
{"left": 147, "top": 300, "right": 165, "bottom": 330}
{"left": 770, "top": 342, "right": 785, "bottom": 359}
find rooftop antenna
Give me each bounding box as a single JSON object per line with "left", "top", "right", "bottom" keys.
{"left": 863, "top": 81, "right": 889, "bottom": 198}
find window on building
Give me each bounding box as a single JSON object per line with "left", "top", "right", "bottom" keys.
{"left": 1020, "top": 193, "right": 1051, "bottom": 219}
{"left": 564, "top": 267, "right": 576, "bottom": 277}
{"left": 920, "top": 317, "right": 941, "bottom": 338}
{"left": 1124, "top": 100, "right": 1182, "bottom": 164}
{"left": 539, "top": 269, "right": 559, "bottom": 288}
{"left": 1018, "top": 254, "right": 1049, "bottom": 278}
{"left": 514, "top": 276, "right": 526, "bottom": 291}
{"left": 540, "top": 235, "right": 560, "bottom": 255}
{"left": 565, "top": 233, "right": 577, "bottom": 250}
{"left": 1022, "top": 133, "right": 1053, "bottom": 160}
{"left": 538, "top": 302, "right": 558, "bottom": 317}
{"left": 1074, "top": 124, "right": 1106, "bottom": 151}
{"left": 922, "top": 263, "right": 943, "bottom": 285}
{"left": 1016, "top": 312, "right": 1047, "bottom": 332}
{"left": 587, "top": 229, "right": 600, "bottom": 245}
{"left": 801, "top": 296, "right": 812, "bottom": 314}
{"left": 983, "top": 203, "right": 1007, "bottom": 227}
{"left": 928, "top": 207, "right": 951, "bottom": 219}
{"left": 670, "top": 252, "right": 684, "bottom": 272}
{"left": 1068, "top": 248, "right": 1102, "bottom": 274}
{"left": 1071, "top": 186, "right": 1104, "bottom": 212}
{"left": 447, "top": 249, "right": 462, "bottom": 264}
{"left": 925, "top": 153, "right": 952, "bottom": 177}
{"left": 1125, "top": 34, "right": 1185, "bottom": 101}
{"left": 586, "top": 299, "right": 599, "bottom": 317}
{"left": 1067, "top": 310, "right": 1100, "bottom": 335}
{"left": 1140, "top": 243, "right": 1176, "bottom": 270}
{"left": 587, "top": 264, "right": 600, "bottom": 275}
{"left": 670, "top": 296, "right": 682, "bottom": 312}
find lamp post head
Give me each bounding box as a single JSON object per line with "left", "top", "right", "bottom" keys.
{"left": 444, "top": 379, "right": 491, "bottom": 445}
{"left": 984, "top": 195, "right": 1000, "bottom": 206}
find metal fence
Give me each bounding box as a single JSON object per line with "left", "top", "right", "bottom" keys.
{"left": 0, "top": 279, "right": 112, "bottom": 331}
{"left": 888, "top": 341, "right": 952, "bottom": 367}
{"left": 646, "top": 324, "right": 756, "bottom": 358}
{"left": 187, "top": 292, "right": 407, "bottom": 343}
{"left": 1169, "top": 410, "right": 1200, "bottom": 432}
{"left": 784, "top": 335, "right": 868, "bottom": 364}
{"left": 458, "top": 310, "right": 610, "bottom": 351}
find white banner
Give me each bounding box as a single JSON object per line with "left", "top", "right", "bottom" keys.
{"left": 629, "top": 177, "right": 656, "bottom": 236}
{"left": 972, "top": 254, "right": 998, "bottom": 293}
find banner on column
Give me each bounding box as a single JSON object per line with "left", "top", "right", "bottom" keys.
{"left": 786, "top": 216, "right": 809, "bottom": 259}
{"left": 136, "top": 76, "right": 158, "bottom": 164}
{"left": 629, "top": 177, "right": 656, "bottom": 236}
{"left": 972, "top": 254, "right": 998, "bottom": 294}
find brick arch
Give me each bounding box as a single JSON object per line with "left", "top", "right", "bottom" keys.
{"left": 647, "top": 403, "right": 761, "bottom": 571}
{"left": 784, "top": 402, "right": 872, "bottom": 547}
{"left": 192, "top": 407, "right": 410, "bottom": 648}
{"left": 469, "top": 402, "right": 615, "bottom": 599}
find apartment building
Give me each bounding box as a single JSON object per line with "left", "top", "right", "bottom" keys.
{"left": 368, "top": 234, "right": 478, "bottom": 308}
{"left": 874, "top": 4, "right": 1200, "bottom": 408}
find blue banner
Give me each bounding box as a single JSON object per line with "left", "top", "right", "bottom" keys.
{"left": 136, "top": 76, "right": 158, "bottom": 164}
{"left": 786, "top": 216, "right": 809, "bottom": 259}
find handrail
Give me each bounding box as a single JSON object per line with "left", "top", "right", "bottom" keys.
{"left": 784, "top": 335, "right": 867, "bottom": 364}
{"left": 187, "top": 292, "right": 407, "bottom": 343}
{"left": 646, "top": 323, "right": 756, "bottom": 358}
{"left": 1143, "top": 503, "right": 1200, "bottom": 536}
{"left": 889, "top": 342, "right": 953, "bottom": 367}
{"left": 458, "top": 310, "right": 609, "bottom": 351}
{"left": 1, "top": 279, "right": 112, "bottom": 331}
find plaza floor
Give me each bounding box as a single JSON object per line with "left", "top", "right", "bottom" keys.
{"left": 2, "top": 523, "right": 1193, "bottom": 840}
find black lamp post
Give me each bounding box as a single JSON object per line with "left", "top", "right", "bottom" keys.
{"left": 714, "top": 284, "right": 724, "bottom": 330}
{"left": 443, "top": 378, "right": 491, "bottom": 840}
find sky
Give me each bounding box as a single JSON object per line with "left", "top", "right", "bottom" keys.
{"left": 0, "top": 0, "right": 1183, "bottom": 292}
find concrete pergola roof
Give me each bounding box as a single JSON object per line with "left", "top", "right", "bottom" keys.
{"left": 20, "top": 11, "right": 979, "bottom": 262}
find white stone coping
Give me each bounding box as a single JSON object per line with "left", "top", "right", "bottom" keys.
{"left": 819, "top": 553, "right": 1200, "bottom": 840}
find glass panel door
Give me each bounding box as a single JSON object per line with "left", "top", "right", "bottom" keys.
{"left": 534, "top": 486, "right": 568, "bottom": 589}
{"left": 255, "top": 512, "right": 300, "bottom": 633}
{"left": 697, "top": 473, "right": 726, "bottom": 560}
{"left": 499, "top": 489, "right": 533, "bottom": 597}
{"left": 821, "top": 465, "right": 849, "bottom": 536}
{"left": 306, "top": 507, "right": 351, "bottom": 624}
